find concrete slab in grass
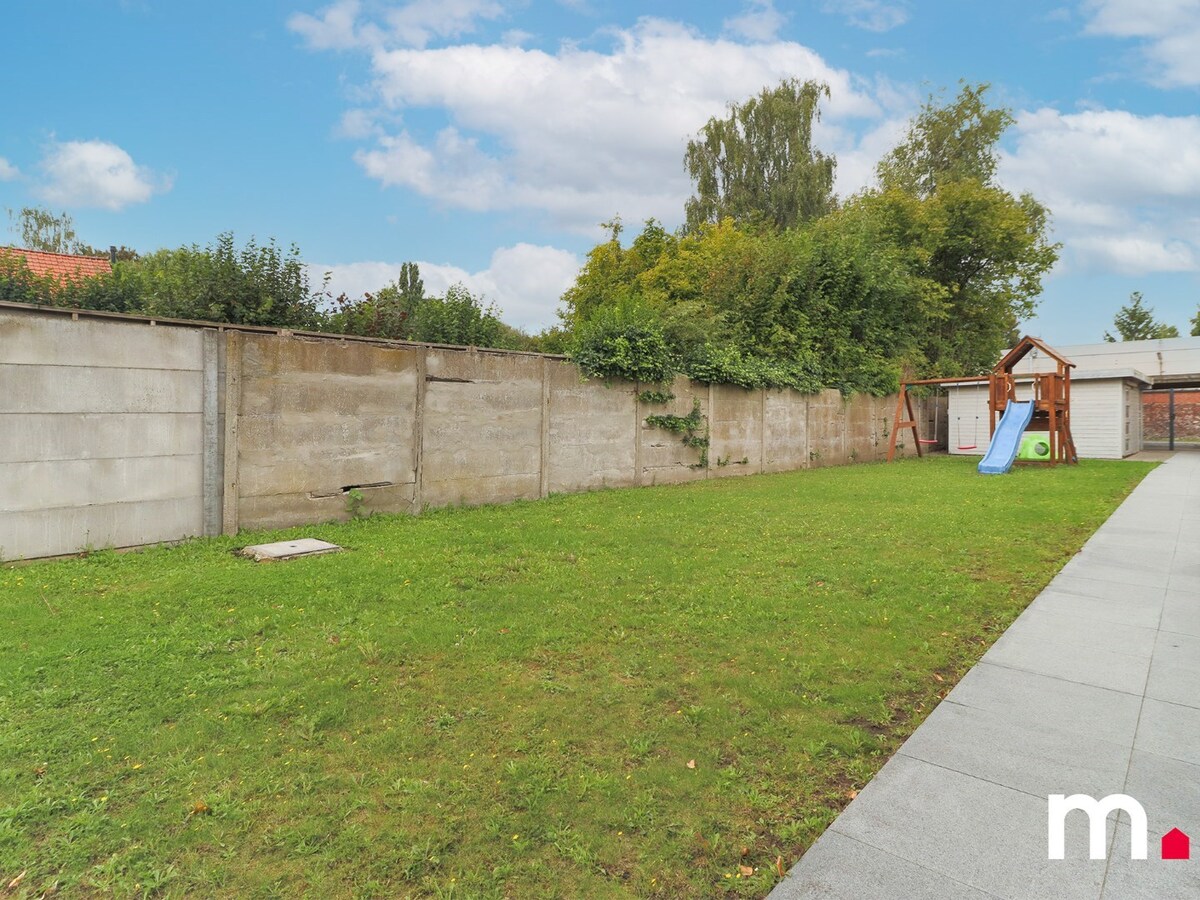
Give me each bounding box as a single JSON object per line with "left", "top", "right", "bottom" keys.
{"left": 769, "top": 830, "right": 996, "bottom": 900}
{"left": 239, "top": 538, "right": 343, "bottom": 562}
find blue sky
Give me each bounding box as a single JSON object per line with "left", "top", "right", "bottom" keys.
{"left": 2, "top": 1, "right": 1198, "bottom": 344}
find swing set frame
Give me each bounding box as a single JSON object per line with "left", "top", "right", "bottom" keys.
{"left": 886, "top": 336, "right": 1079, "bottom": 466}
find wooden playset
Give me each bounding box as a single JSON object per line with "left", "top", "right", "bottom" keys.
{"left": 886, "top": 336, "right": 1078, "bottom": 469}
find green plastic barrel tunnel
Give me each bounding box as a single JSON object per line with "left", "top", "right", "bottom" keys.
{"left": 1017, "top": 432, "right": 1052, "bottom": 461}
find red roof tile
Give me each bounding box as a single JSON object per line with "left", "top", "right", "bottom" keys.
{"left": 1, "top": 247, "right": 112, "bottom": 282}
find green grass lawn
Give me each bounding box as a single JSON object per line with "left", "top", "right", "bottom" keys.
{"left": 0, "top": 456, "right": 1153, "bottom": 898}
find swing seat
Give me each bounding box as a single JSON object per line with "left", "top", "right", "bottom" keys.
{"left": 917, "top": 438, "right": 937, "bottom": 445}
{"left": 957, "top": 444, "right": 977, "bottom": 451}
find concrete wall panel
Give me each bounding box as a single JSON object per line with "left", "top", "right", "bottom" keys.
{"left": 0, "top": 498, "right": 202, "bottom": 561}
{"left": 0, "top": 311, "right": 203, "bottom": 370}
{"left": 0, "top": 413, "right": 200, "bottom": 464}
{"left": 806, "top": 389, "right": 848, "bottom": 467}
{"left": 0, "top": 364, "right": 201, "bottom": 415}
{"left": 546, "top": 362, "right": 637, "bottom": 494}
{"left": 0, "top": 456, "right": 203, "bottom": 513}
{"left": 709, "top": 384, "right": 763, "bottom": 477}
{"left": 421, "top": 349, "right": 543, "bottom": 508}
{"left": 0, "top": 310, "right": 208, "bottom": 561}
{"left": 763, "top": 389, "right": 808, "bottom": 473}
{"left": 234, "top": 334, "right": 420, "bottom": 529}
{"left": 638, "top": 377, "right": 709, "bottom": 486}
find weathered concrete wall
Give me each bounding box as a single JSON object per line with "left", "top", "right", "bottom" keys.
{"left": 0, "top": 310, "right": 211, "bottom": 560}
{"left": 762, "top": 389, "right": 809, "bottom": 473}
{"left": 1, "top": 305, "right": 932, "bottom": 560}
{"left": 421, "top": 348, "right": 544, "bottom": 509}
{"left": 231, "top": 333, "right": 420, "bottom": 530}
{"left": 546, "top": 361, "right": 636, "bottom": 494}
{"left": 708, "top": 384, "right": 763, "bottom": 477}
{"left": 638, "top": 376, "right": 710, "bottom": 486}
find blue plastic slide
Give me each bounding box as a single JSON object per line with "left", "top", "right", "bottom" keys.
{"left": 977, "top": 400, "right": 1035, "bottom": 475}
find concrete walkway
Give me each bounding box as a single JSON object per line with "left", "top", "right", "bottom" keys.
{"left": 771, "top": 452, "right": 1200, "bottom": 900}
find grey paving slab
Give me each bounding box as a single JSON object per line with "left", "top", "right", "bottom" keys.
{"left": 774, "top": 452, "right": 1200, "bottom": 900}
{"left": 768, "top": 830, "right": 998, "bottom": 900}
{"left": 1102, "top": 819, "right": 1200, "bottom": 900}
{"left": 982, "top": 631, "right": 1151, "bottom": 694}
{"left": 1046, "top": 573, "right": 1168, "bottom": 605}
{"left": 944, "top": 663, "right": 1143, "bottom": 746}
{"left": 1160, "top": 591, "right": 1200, "bottom": 638}
{"left": 993, "top": 606, "right": 1159, "bottom": 658}
{"left": 1133, "top": 699, "right": 1200, "bottom": 767}
{"left": 1053, "top": 560, "right": 1172, "bottom": 590}
{"left": 1101, "top": 854, "right": 1200, "bottom": 900}
{"left": 896, "top": 699, "right": 1130, "bottom": 800}
{"left": 1120, "top": 750, "right": 1200, "bottom": 843}
{"left": 1028, "top": 589, "right": 1163, "bottom": 630}
{"left": 1145, "top": 632, "right": 1200, "bottom": 709}
{"left": 828, "top": 755, "right": 1109, "bottom": 899}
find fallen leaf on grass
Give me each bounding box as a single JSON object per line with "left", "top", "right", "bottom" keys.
{"left": 932, "top": 673, "right": 944, "bottom": 683}
{"left": 7, "top": 870, "right": 26, "bottom": 890}
{"left": 775, "top": 856, "right": 784, "bottom": 877}
{"left": 686, "top": 759, "right": 696, "bottom": 769}
{"left": 846, "top": 789, "right": 858, "bottom": 800}
{"left": 189, "top": 800, "right": 211, "bottom": 817}
{"left": 739, "top": 865, "right": 754, "bottom": 877}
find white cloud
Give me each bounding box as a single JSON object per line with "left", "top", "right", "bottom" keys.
{"left": 1001, "top": 107, "right": 1200, "bottom": 275}
{"left": 384, "top": 0, "right": 504, "bottom": 48}
{"left": 823, "top": 1, "right": 910, "bottom": 33}
{"left": 312, "top": 243, "right": 581, "bottom": 331}
{"left": 288, "top": 0, "right": 366, "bottom": 50}
{"left": 343, "top": 18, "right": 889, "bottom": 231}
{"left": 289, "top": 0, "right": 504, "bottom": 50}
{"left": 0, "top": 158, "right": 18, "bottom": 181}
{"left": 723, "top": 1, "right": 787, "bottom": 42}
{"left": 37, "top": 140, "right": 170, "bottom": 211}
{"left": 1082, "top": 0, "right": 1200, "bottom": 86}
{"left": 1070, "top": 235, "right": 1196, "bottom": 274}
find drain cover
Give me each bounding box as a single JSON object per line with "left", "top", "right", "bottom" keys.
{"left": 239, "top": 538, "right": 343, "bottom": 562}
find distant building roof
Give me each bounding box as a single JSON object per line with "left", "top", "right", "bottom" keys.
{"left": 1007, "top": 335, "right": 1200, "bottom": 383}
{"left": 1, "top": 247, "right": 112, "bottom": 282}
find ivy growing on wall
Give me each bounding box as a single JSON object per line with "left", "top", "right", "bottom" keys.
{"left": 645, "top": 398, "right": 710, "bottom": 469}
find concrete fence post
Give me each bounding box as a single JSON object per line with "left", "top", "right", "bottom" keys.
{"left": 539, "top": 357, "right": 550, "bottom": 499}
{"left": 412, "top": 347, "right": 427, "bottom": 513}
{"left": 201, "top": 330, "right": 221, "bottom": 537}
{"left": 221, "top": 331, "right": 241, "bottom": 536}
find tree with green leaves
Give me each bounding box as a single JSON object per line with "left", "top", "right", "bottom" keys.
{"left": 684, "top": 79, "right": 836, "bottom": 232}
{"left": 329, "top": 262, "right": 427, "bottom": 339}
{"left": 877, "top": 82, "right": 1014, "bottom": 197}
{"left": 866, "top": 82, "right": 1059, "bottom": 374}
{"left": 1192, "top": 305, "right": 1200, "bottom": 337}
{"left": 7, "top": 206, "right": 82, "bottom": 255}
{"left": 1104, "top": 292, "right": 1180, "bottom": 341}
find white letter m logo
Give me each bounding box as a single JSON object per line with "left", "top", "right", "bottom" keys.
{"left": 1048, "top": 794, "right": 1148, "bottom": 860}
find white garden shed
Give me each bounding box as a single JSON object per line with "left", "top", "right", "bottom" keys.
{"left": 946, "top": 336, "right": 1200, "bottom": 460}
